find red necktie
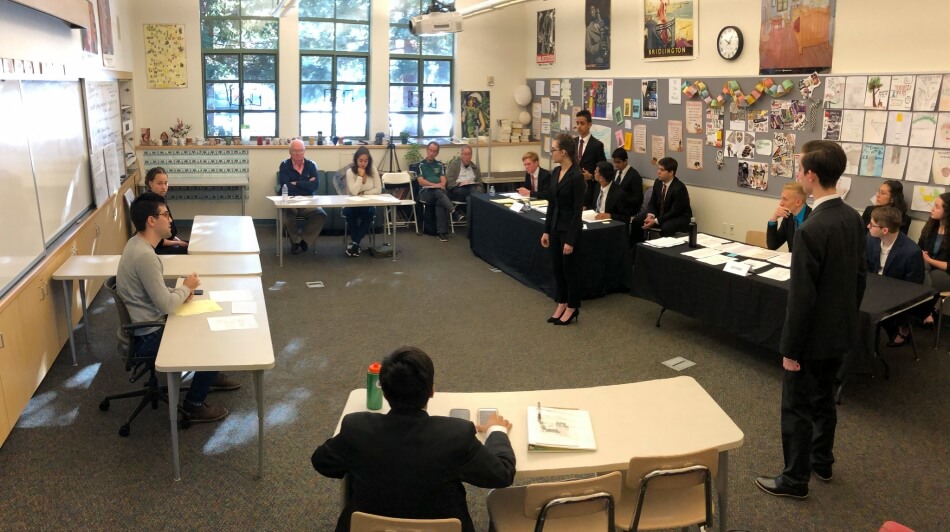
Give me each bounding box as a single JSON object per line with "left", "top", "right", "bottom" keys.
{"left": 578, "top": 138, "right": 585, "bottom": 160}
{"left": 659, "top": 183, "right": 668, "bottom": 216}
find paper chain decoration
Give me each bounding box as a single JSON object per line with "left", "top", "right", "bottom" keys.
{"left": 682, "top": 78, "right": 796, "bottom": 109}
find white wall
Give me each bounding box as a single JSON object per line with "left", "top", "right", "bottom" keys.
{"left": 523, "top": 0, "right": 950, "bottom": 241}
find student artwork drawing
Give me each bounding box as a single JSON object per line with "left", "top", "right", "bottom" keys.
{"left": 641, "top": 79, "right": 659, "bottom": 119}
{"left": 748, "top": 109, "right": 769, "bottom": 132}
{"left": 909, "top": 112, "right": 938, "bottom": 147}
{"left": 738, "top": 161, "right": 769, "bottom": 191}
{"left": 916, "top": 74, "right": 943, "bottom": 112}
{"left": 840, "top": 142, "right": 862, "bottom": 175}
{"left": 882, "top": 145, "right": 909, "bottom": 180}
{"left": 931, "top": 150, "right": 950, "bottom": 185}
{"left": 911, "top": 185, "right": 945, "bottom": 212}
{"left": 905, "top": 148, "right": 934, "bottom": 183}
{"left": 536, "top": 9, "right": 556, "bottom": 66}
{"left": 859, "top": 144, "right": 884, "bottom": 177}
{"left": 935, "top": 113, "right": 950, "bottom": 149}
{"left": 823, "top": 76, "right": 845, "bottom": 109}
{"left": 821, "top": 109, "right": 841, "bottom": 140}
{"left": 725, "top": 131, "right": 755, "bottom": 160}
{"left": 771, "top": 132, "right": 796, "bottom": 178}
{"left": 888, "top": 75, "right": 915, "bottom": 111}
{"left": 864, "top": 76, "right": 890, "bottom": 110}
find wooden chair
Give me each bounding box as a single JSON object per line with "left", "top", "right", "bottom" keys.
{"left": 487, "top": 471, "right": 622, "bottom": 531}
{"left": 349, "top": 512, "right": 461, "bottom": 532}
{"left": 745, "top": 230, "right": 767, "bottom": 248}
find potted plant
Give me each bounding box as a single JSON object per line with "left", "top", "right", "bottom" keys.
{"left": 404, "top": 143, "right": 423, "bottom": 169}
{"left": 170, "top": 118, "right": 191, "bottom": 145}
{"left": 399, "top": 130, "right": 410, "bottom": 145}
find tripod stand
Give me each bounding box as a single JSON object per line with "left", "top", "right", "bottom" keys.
{"left": 378, "top": 140, "right": 402, "bottom": 174}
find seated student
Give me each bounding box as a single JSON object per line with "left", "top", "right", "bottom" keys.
{"left": 343, "top": 146, "right": 381, "bottom": 257}
{"left": 862, "top": 180, "right": 911, "bottom": 235}
{"left": 590, "top": 161, "right": 631, "bottom": 222}
{"left": 445, "top": 145, "right": 484, "bottom": 220}
{"left": 311, "top": 346, "right": 515, "bottom": 532}
{"left": 767, "top": 182, "right": 812, "bottom": 251}
{"left": 143, "top": 167, "right": 188, "bottom": 255}
{"left": 866, "top": 206, "right": 925, "bottom": 346}
{"left": 517, "top": 151, "right": 552, "bottom": 200}
{"left": 918, "top": 192, "right": 950, "bottom": 327}
{"left": 611, "top": 147, "right": 643, "bottom": 214}
{"left": 632, "top": 157, "right": 692, "bottom": 241}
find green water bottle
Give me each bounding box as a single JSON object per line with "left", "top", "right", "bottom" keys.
{"left": 366, "top": 362, "right": 382, "bottom": 410}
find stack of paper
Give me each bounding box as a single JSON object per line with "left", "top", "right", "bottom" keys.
{"left": 681, "top": 247, "right": 723, "bottom": 259}
{"left": 768, "top": 252, "right": 793, "bottom": 268}
{"left": 527, "top": 406, "right": 596, "bottom": 452}
{"left": 644, "top": 236, "right": 689, "bottom": 248}
{"left": 696, "top": 233, "right": 731, "bottom": 247}
{"left": 581, "top": 210, "right": 599, "bottom": 223}
{"left": 759, "top": 267, "right": 791, "bottom": 281}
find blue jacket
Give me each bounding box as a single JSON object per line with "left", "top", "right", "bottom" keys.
{"left": 866, "top": 232, "right": 925, "bottom": 284}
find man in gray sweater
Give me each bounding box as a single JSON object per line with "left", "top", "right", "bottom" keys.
{"left": 117, "top": 192, "right": 239, "bottom": 422}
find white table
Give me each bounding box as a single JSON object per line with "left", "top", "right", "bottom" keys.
{"left": 266, "top": 194, "right": 403, "bottom": 266}
{"left": 337, "top": 377, "right": 744, "bottom": 530}
{"left": 52, "top": 253, "right": 263, "bottom": 365}
{"left": 156, "top": 276, "right": 275, "bottom": 480}
{"left": 188, "top": 215, "right": 260, "bottom": 255}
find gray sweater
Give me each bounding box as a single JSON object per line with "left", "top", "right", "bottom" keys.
{"left": 116, "top": 235, "right": 190, "bottom": 335}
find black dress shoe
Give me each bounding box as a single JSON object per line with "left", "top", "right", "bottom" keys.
{"left": 291, "top": 242, "right": 302, "bottom": 255}
{"left": 813, "top": 466, "right": 833, "bottom": 482}
{"left": 754, "top": 476, "right": 808, "bottom": 499}
{"left": 299, "top": 240, "right": 308, "bottom": 252}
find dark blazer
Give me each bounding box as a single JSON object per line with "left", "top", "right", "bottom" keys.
{"left": 278, "top": 158, "right": 319, "bottom": 195}
{"left": 780, "top": 197, "right": 867, "bottom": 361}
{"left": 918, "top": 226, "right": 950, "bottom": 262}
{"left": 862, "top": 205, "right": 911, "bottom": 235}
{"left": 311, "top": 409, "right": 516, "bottom": 532}
{"left": 544, "top": 164, "right": 585, "bottom": 246}
{"left": 644, "top": 176, "right": 693, "bottom": 235}
{"left": 766, "top": 205, "right": 812, "bottom": 252}
{"left": 523, "top": 168, "right": 552, "bottom": 200}
{"left": 589, "top": 183, "right": 632, "bottom": 222}
{"left": 866, "top": 233, "right": 925, "bottom": 284}
{"left": 577, "top": 135, "right": 606, "bottom": 207}
{"left": 614, "top": 165, "right": 643, "bottom": 214}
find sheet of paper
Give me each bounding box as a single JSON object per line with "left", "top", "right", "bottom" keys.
{"left": 758, "top": 267, "right": 791, "bottom": 281}
{"left": 209, "top": 289, "right": 254, "bottom": 302}
{"left": 685, "top": 101, "right": 702, "bottom": 134}
{"left": 844, "top": 76, "right": 867, "bottom": 109}
{"left": 840, "top": 110, "right": 865, "bottom": 143}
{"left": 346, "top": 195, "right": 370, "bottom": 202}
{"left": 882, "top": 145, "right": 909, "bottom": 179}
{"left": 715, "top": 242, "right": 757, "bottom": 255}
{"left": 739, "top": 259, "right": 770, "bottom": 270}
{"left": 491, "top": 198, "right": 516, "bottom": 204}
{"left": 681, "top": 247, "right": 723, "bottom": 259}
{"left": 742, "top": 248, "right": 781, "bottom": 260}
{"left": 581, "top": 210, "right": 598, "bottom": 223}
{"left": 915, "top": 74, "right": 942, "bottom": 111}
{"left": 768, "top": 252, "right": 793, "bottom": 268}
{"left": 175, "top": 300, "right": 223, "bottom": 316}
{"left": 500, "top": 192, "right": 522, "bottom": 198}
{"left": 208, "top": 314, "right": 259, "bottom": 332}
{"left": 535, "top": 81, "right": 544, "bottom": 97}
{"left": 863, "top": 111, "right": 887, "bottom": 143}
{"left": 933, "top": 150, "right": 950, "bottom": 185}
{"left": 935, "top": 113, "right": 950, "bottom": 149}
{"left": 696, "top": 233, "right": 730, "bottom": 247}
{"left": 668, "top": 78, "right": 682, "bottom": 104}
{"left": 911, "top": 185, "right": 946, "bottom": 211}
{"left": 696, "top": 254, "right": 737, "bottom": 266}
{"left": 643, "top": 236, "right": 688, "bottom": 248}
{"left": 231, "top": 301, "right": 257, "bottom": 314}
{"left": 906, "top": 148, "right": 934, "bottom": 182}
{"left": 910, "top": 112, "right": 938, "bottom": 147}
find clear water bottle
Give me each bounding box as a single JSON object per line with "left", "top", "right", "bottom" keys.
{"left": 489, "top": 185, "right": 496, "bottom": 196}
{"left": 281, "top": 183, "right": 289, "bottom": 204}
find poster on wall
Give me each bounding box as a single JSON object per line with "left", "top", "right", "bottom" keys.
{"left": 97, "top": 0, "right": 115, "bottom": 67}
{"left": 643, "top": 0, "right": 696, "bottom": 60}
{"left": 145, "top": 24, "right": 188, "bottom": 89}
{"left": 641, "top": 79, "right": 658, "bottom": 119}
{"left": 461, "top": 92, "right": 490, "bottom": 138}
{"left": 582, "top": 80, "right": 613, "bottom": 120}
{"left": 537, "top": 9, "right": 556, "bottom": 67}
{"left": 80, "top": 1, "right": 99, "bottom": 56}
{"left": 758, "top": 0, "right": 836, "bottom": 75}
{"left": 584, "top": 0, "right": 610, "bottom": 70}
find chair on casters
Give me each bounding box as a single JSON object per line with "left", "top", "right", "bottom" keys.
{"left": 487, "top": 471, "right": 622, "bottom": 531}
{"left": 99, "top": 276, "right": 191, "bottom": 437}
{"left": 349, "top": 512, "right": 461, "bottom": 532}
{"left": 381, "top": 171, "right": 420, "bottom": 235}
{"left": 614, "top": 448, "right": 717, "bottom": 531}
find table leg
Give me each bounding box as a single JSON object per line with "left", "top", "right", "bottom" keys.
{"left": 277, "top": 207, "right": 284, "bottom": 267}
{"left": 242, "top": 185, "right": 247, "bottom": 215}
{"left": 253, "top": 369, "right": 265, "bottom": 478}
{"left": 79, "top": 280, "right": 89, "bottom": 343}
{"left": 167, "top": 371, "right": 182, "bottom": 481}
{"left": 62, "top": 280, "right": 77, "bottom": 366}
{"left": 717, "top": 451, "right": 729, "bottom": 531}
{"left": 391, "top": 205, "right": 397, "bottom": 262}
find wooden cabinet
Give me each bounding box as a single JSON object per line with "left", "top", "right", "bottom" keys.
{"left": 0, "top": 301, "right": 17, "bottom": 442}
{"left": 12, "top": 262, "right": 63, "bottom": 412}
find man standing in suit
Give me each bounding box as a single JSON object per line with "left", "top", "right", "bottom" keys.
{"left": 591, "top": 161, "right": 631, "bottom": 222}
{"left": 633, "top": 157, "right": 692, "bottom": 241}
{"left": 575, "top": 109, "right": 606, "bottom": 207}
{"left": 517, "top": 151, "right": 552, "bottom": 199}
{"left": 866, "top": 205, "right": 925, "bottom": 346}
{"left": 311, "top": 346, "right": 516, "bottom": 532}
{"left": 756, "top": 140, "right": 866, "bottom": 500}
{"left": 767, "top": 182, "right": 811, "bottom": 251}
{"left": 612, "top": 147, "right": 644, "bottom": 216}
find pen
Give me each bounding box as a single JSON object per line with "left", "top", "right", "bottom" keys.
{"left": 537, "top": 402, "right": 542, "bottom": 423}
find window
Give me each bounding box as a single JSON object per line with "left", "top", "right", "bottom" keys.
{"left": 299, "top": 0, "right": 371, "bottom": 140}
{"left": 389, "top": 0, "right": 454, "bottom": 139}
{"left": 201, "top": 0, "right": 279, "bottom": 138}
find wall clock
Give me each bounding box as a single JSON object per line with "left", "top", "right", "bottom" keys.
{"left": 717, "top": 26, "right": 744, "bottom": 61}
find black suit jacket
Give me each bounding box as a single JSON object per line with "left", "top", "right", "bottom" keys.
{"left": 523, "top": 168, "right": 552, "bottom": 200}
{"left": 589, "top": 183, "right": 631, "bottom": 222}
{"left": 544, "top": 164, "right": 585, "bottom": 246}
{"left": 614, "top": 165, "right": 643, "bottom": 214}
{"left": 645, "top": 176, "right": 692, "bottom": 234}
{"left": 577, "top": 135, "right": 606, "bottom": 207}
{"left": 918, "top": 227, "right": 950, "bottom": 262}
{"left": 766, "top": 205, "right": 812, "bottom": 252}
{"left": 780, "top": 197, "right": 867, "bottom": 361}
{"left": 311, "top": 409, "right": 516, "bottom": 532}
{"left": 866, "top": 233, "right": 925, "bottom": 284}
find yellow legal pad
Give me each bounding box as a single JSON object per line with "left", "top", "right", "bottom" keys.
{"left": 175, "top": 299, "right": 223, "bottom": 316}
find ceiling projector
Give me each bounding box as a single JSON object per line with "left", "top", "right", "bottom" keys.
{"left": 409, "top": 10, "right": 463, "bottom": 35}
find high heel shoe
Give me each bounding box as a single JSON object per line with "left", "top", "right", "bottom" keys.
{"left": 547, "top": 306, "right": 567, "bottom": 323}
{"left": 554, "top": 308, "right": 579, "bottom": 326}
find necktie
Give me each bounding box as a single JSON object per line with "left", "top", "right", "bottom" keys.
{"left": 659, "top": 183, "right": 668, "bottom": 216}
{"left": 597, "top": 189, "right": 605, "bottom": 213}
{"left": 532, "top": 172, "right": 538, "bottom": 191}
{"left": 578, "top": 138, "right": 585, "bottom": 160}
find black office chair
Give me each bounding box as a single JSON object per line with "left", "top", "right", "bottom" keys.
{"left": 98, "top": 276, "right": 191, "bottom": 436}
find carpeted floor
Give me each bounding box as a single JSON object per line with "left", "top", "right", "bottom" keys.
{"left": 0, "top": 224, "right": 946, "bottom": 531}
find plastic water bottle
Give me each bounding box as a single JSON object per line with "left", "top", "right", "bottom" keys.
{"left": 489, "top": 185, "right": 496, "bottom": 196}
{"left": 688, "top": 217, "right": 698, "bottom": 248}
{"left": 366, "top": 362, "right": 383, "bottom": 410}
{"left": 281, "top": 184, "right": 289, "bottom": 204}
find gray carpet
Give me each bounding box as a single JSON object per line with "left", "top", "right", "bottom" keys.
{"left": 0, "top": 224, "right": 947, "bottom": 531}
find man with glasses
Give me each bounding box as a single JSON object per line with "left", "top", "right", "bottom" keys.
{"left": 278, "top": 139, "right": 328, "bottom": 255}
{"left": 116, "top": 192, "right": 239, "bottom": 423}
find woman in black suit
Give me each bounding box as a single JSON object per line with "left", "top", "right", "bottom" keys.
{"left": 541, "top": 132, "right": 585, "bottom": 325}
{"left": 144, "top": 166, "right": 188, "bottom": 255}
{"left": 861, "top": 180, "right": 910, "bottom": 234}
{"left": 918, "top": 192, "right": 950, "bottom": 326}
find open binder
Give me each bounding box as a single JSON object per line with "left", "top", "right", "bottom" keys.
{"left": 526, "top": 405, "right": 597, "bottom": 452}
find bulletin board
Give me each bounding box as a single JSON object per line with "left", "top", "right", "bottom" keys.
{"left": 528, "top": 73, "right": 950, "bottom": 217}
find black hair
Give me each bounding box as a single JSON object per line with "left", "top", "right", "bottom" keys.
{"left": 145, "top": 166, "right": 167, "bottom": 186}
{"left": 575, "top": 109, "right": 592, "bottom": 123}
{"left": 611, "top": 147, "right": 628, "bottom": 161}
{"left": 658, "top": 157, "right": 678, "bottom": 175}
{"left": 379, "top": 346, "right": 434, "bottom": 409}
{"left": 130, "top": 192, "right": 166, "bottom": 233}
{"left": 595, "top": 160, "right": 615, "bottom": 183}
{"left": 352, "top": 145, "right": 373, "bottom": 169}
{"left": 800, "top": 140, "right": 846, "bottom": 189}
{"left": 553, "top": 132, "right": 576, "bottom": 164}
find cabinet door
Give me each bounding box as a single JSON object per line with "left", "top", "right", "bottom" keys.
{"left": 0, "top": 299, "right": 24, "bottom": 435}
{"left": 14, "top": 265, "right": 64, "bottom": 407}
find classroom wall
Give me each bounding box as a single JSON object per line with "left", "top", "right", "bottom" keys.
{"left": 523, "top": 0, "right": 949, "bottom": 242}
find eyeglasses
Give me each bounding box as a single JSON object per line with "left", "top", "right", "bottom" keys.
{"left": 868, "top": 222, "right": 881, "bottom": 228}
{"left": 877, "top": 189, "right": 891, "bottom": 196}
{"left": 154, "top": 210, "right": 172, "bottom": 219}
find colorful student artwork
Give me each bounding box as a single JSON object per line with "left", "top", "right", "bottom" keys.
{"left": 738, "top": 161, "right": 769, "bottom": 191}
{"left": 930, "top": 150, "right": 950, "bottom": 185}
{"left": 725, "top": 131, "right": 755, "bottom": 160}
{"left": 582, "top": 79, "right": 613, "bottom": 119}
{"left": 821, "top": 109, "right": 841, "bottom": 140}
{"left": 144, "top": 24, "right": 187, "bottom": 89}
{"left": 798, "top": 72, "right": 822, "bottom": 99}
{"left": 823, "top": 76, "right": 845, "bottom": 109}
{"left": 771, "top": 133, "right": 796, "bottom": 178}
{"left": 769, "top": 100, "right": 806, "bottom": 130}
{"left": 682, "top": 78, "right": 796, "bottom": 109}
{"left": 642, "top": 79, "right": 659, "bottom": 118}
{"left": 888, "top": 75, "right": 915, "bottom": 111}
{"left": 911, "top": 185, "right": 945, "bottom": 212}
{"left": 865, "top": 76, "right": 891, "bottom": 110}
{"left": 859, "top": 144, "right": 885, "bottom": 177}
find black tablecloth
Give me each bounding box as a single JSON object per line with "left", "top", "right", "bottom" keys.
{"left": 632, "top": 242, "right": 934, "bottom": 357}
{"left": 469, "top": 193, "right": 632, "bottom": 300}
